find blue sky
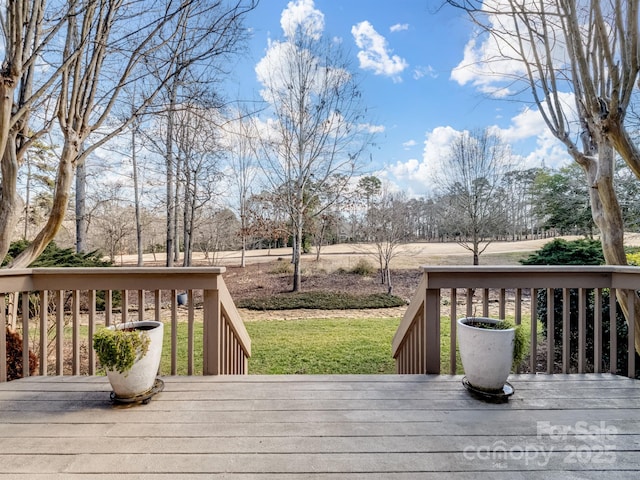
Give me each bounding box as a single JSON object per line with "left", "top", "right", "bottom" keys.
{"left": 227, "top": 0, "right": 572, "bottom": 196}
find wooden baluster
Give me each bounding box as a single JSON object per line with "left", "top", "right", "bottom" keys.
{"left": 546, "top": 288, "right": 555, "bottom": 374}
{"left": 56, "top": 290, "right": 64, "bottom": 376}
{"left": 515, "top": 288, "right": 522, "bottom": 373}
{"left": 594, "top": 289, "right": 602, "bottom": 374}
{"left": 105, "top": 290, "right": 112, "bottom": 327}
{"left": 530, "top": 288, "right": 537, "bottom": 373}
{"left": 88, "top": 290, "right": 96, "bottom": 375}
{"left": 21, "top": 292, "right": 30, "bottom": 378}
{"left": 482, "top": 288, "right": 489, "bottom": 317}
{"left": 610, "top": 288, "right": 617, "bottom": 374}
{"left": 138, "top": 290, "right": 145, "bottom": 322}
{"left": 72, "top": 290, "right": 80, "bottom": 375}
{"left": 121, "top": 290, "right": 129, "bottom": 324}
{"left": 450, "top": 288, "right": 457, "bottom": 375}
{"left": 171, "top": 290, "right": 177, "bottom": 375}
{"left": 562, "top": 289, "right": 570, "bottom": 374}
{"left": 39, "top": 291, "right": 48, "bottom": 376}
{"left": 578, "top": 288, "right": 587, "bottom": 373}
{"left": 188, "top": 290, "right": 194, "bottom": 375}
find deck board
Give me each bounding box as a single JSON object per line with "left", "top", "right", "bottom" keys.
{"left": 0, "top": 374, "right": 638, "bottom": 478}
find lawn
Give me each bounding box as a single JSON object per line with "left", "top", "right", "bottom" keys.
{"left": 245, "top": 317, "right": 400, "bottom": 374}
{"left": 156, "top": 317, "right": 400, "bottom": 375}
{"left": 53, "top": 314, "right": 537, "bottom": 376}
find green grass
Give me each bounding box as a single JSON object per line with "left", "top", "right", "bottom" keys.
{"left": 245, "top": 317, "right": 400, "bottom": 374}
{"left": 159, "top": 322, "right": 203, "bottom": 376}
{"left": 237, "top": 292, "right": 406, "bottom": 310}
{"left": 47, "top": 313, "right": 542, "bottom": 376}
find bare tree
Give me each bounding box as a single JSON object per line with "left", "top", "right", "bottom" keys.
{"left": 173, "top": 102, "right": 224, "bottom": 266}
{"left": 435, "top": 129, "right": 512, "bottom": 265}
{"left": 93, "top": 183, "right": 134, "bottom": 263}
{"left": 0, "top": 1, "right": 75, "bottom": 263}
{"left": 4, "top": 0, "right": 256, "bottom": 268}
{"left": 256, "top": 20, "right": 371, "bottom": 291}
{"left": 367, "top": 186, "right": 409, "bottom": 295}
{"left": 224, "top": 108, "right": 259, "bottom": 267}
{"left": 448, "top": 0, "right": 640, "bottom": 351}
{"left": 357, "top": 175, "right": 382, "bottom": 242}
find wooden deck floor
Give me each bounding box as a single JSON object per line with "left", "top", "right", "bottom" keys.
{"left": 0, "top": 373, "right": 639, "bottom": 478}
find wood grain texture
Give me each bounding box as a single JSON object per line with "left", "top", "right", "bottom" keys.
{"left": 0, "top": 374, "right": 638, "bottom": 478}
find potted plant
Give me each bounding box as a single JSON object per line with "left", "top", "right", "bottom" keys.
{"left": 457, "top": 317, "right": 528, "bottom": 395}
{"left": 93, "top": 320, "right": 164, "bottom": 401}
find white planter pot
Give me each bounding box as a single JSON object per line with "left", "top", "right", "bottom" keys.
{"left": 457, "top": 317, "right": 514, "bottom": 392}
{"left": 105, "top": 320, "right": 164, "bottom": 398}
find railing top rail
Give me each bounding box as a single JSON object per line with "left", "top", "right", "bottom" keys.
{"left": 417, "top": 265, "right": 640, "bottom": 289}
{"left": 0, "top": 267, "right": 227, "bottom": 292}
{"left": 27, "top": 267, "right": 227, "bottom": 275}
{"left": 419, "top": 265, "right": 640, "bottom": 274}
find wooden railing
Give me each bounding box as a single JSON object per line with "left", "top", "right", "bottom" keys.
{"left": 0, "top": 268, "right": 251, "bottom": 382}
{"left": 393, "top": 266, "right": 638, "bottom": 378}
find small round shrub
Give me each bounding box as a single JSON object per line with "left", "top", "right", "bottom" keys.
{"left": 5, "top": 328, "right": 38, "bottom": 381}
{"left": 270, "top": 259, "right": 294, "bottom": 275}
{"left": 349, "top": 258, "right": 376, "bottom": 276}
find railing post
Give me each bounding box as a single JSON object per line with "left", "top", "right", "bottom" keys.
{"left": 425, "top": 288, "right": 441, "bottom": 374}
{"left": 203, "top": 288, "right": 221, "bottom": 375}
{"left": 626, "top": 290, "right": 636, "bottom": 378}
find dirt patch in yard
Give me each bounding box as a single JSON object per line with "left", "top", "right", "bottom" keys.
{"left": 222, "top": 260, "right": 422, "bottom": 321}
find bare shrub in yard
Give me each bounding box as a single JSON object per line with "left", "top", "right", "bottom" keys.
{"left": 5, "top": 328, "right": 38, "bottom": 380}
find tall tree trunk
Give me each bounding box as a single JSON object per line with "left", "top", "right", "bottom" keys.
{"left": 292, "top": 218, "right": 303, "bottom": 292}
{"left": 173, "top": 155, "right": 182, "bottom": 264}
{"left": 75, "top": 156, "right": 87, "bottom": 253}
{"left": 582, "top": 143, "right": 640, "bottom": 354}
{"left": 182, "top": 172, "right": 191, "bottom": 267}
{"left": 10, "top": 142, "right": 78, "bottom": 268}
{"left": 165, "top": 82, "right": 177, "bottom": 267}
{"left": 132, "top": 126, "right": 143, "bottom": 266}
{"left": 0, "top": 135, "right": 20, "bottom": 260}
{"left": 24, "top": 158, "right": 31, "bottom": 240}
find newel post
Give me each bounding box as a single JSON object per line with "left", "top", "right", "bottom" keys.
{"left": 424, "top": 287, "right": 441, "bottom": 374}
{"left": 203, "top": 288, "right": 221, "bottom": 375}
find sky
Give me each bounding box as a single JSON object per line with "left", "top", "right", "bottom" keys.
{"left": 224, "top": 0, "right": 573, "bottom": 197}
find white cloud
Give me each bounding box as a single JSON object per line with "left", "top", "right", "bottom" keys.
{"left": 359, "top": 123, "right": 385, "bottom": 134}
{"left": 402, "top": 139, "right": 417, "bottom": 149}
{"left": 388, "top": 126, "right": 458, "bottom": 189}
{"left": 413, "top": 65, "right": 437, "bottom": 80}
{"left": 351, "top": 21, "right": 408, "bottom": 82}
{"left": 280, "top": 0, "right": 324, "bottom": 40}
{"left": 390, "top": 23, "right": 409, "bottom": 33}
{"left": 387, "top": 104, "right": 574, "bottom": 195}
